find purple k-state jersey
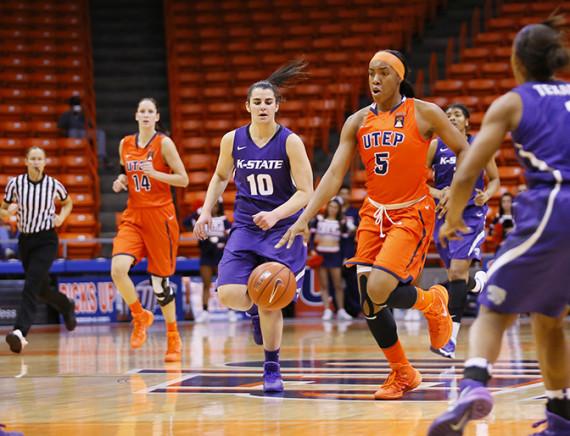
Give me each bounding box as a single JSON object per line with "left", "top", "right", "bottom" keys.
{"left": 511, "top": 81, "right": 570, "bottom": 186}
{"left": 432, "top": 135, "right": 485, "bottom": 209}
{"left": 232, "top": 124, "right": 302, "bottom": 228}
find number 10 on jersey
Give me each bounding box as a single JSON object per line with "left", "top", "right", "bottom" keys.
{"left": 246, "top": 174, "right": 274, "bottom": 196}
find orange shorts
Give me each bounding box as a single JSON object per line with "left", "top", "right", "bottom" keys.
{"left": 346, "top": 196, "right": 435, "bottom": 283}
{"left": 112, "top": 203, "right": 179, "bottom": 277}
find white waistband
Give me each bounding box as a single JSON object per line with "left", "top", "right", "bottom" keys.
{"left": 367, "top": 195, "right": 426, "bottom": 238}
{"left": 367, "top": 195, "right": 426, "bottom": 210}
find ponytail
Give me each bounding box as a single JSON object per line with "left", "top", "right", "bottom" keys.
{"left": 247, "top": 59, "right": 309, "bottom": 102}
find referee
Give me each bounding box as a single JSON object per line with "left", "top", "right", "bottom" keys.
{"left": 0, "top": 146, "right": 77, "bottom": 353}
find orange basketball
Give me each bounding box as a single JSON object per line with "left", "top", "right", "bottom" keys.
{"left": 247, "top": 262, "right": 297, "bottom": 310}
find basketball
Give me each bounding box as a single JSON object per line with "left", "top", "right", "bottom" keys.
{"left": 247, "top": 262, "right": 296, "bottom": 310}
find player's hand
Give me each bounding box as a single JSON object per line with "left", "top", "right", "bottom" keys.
{"left": 438, "top": 217, "right": 470, "bottom": 247}
{"left": 436, "top": 187, "right": 450, "bottom": 219}
{"left": 7, "top": 203, "right": 18, "bottom": 214}
{"left": 275, "top": 217, "right": 310, "bottom": 249}
{"left": 112, "top": 175, "right": 128, "bottom": 192}
{"left": 252, "top": 211, "right": 279, "bottom": 231}
{"left": 474, "top": 189, "right": 489, "bottom": 206}
{"left": 141, "top": 160, "right": 156, "bottom": 177}
{"left": 54, "top": 214, "right": 64, "bottom": 227}
{"left": 193, "top": 211, "right": 212, "bottom": 240}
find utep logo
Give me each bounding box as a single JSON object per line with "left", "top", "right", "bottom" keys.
{"left": 394, "top": 114, "right": 404, "bottom": 128}
{"left": 362, "top": 131, "right": 405, "bottom": 149}
{"left": 138, "top": 358, "right": 544, "bottom": 402}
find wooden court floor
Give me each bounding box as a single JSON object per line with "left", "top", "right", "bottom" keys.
{"left": 0, "top": 316, "right": 565, "bottom": 435}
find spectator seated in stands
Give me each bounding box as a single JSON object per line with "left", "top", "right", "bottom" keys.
{"left": 58, "top": 95, "right": 108, "bottom": 167}
{"left": 490, "top": 192, "right": 515, "bottom": 249}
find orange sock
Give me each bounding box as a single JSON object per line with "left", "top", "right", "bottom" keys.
{"left": 412, "top": 287, "right": 434, "bottom": 311}
{"left": 381, "top": 340, "right": 409, "bottom": 366}
{"left": 166, "top": 322, "right": 178, "bottom": 333}
{"left": 129, "top": 300, "right": 143, "bottom": 315}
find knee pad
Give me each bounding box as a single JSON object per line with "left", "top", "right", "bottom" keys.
{"left": 151, "top": 275, "right": 175, "bottom": 307}
{"left": 358, "top": 274, "right": 385, "bottom": 319}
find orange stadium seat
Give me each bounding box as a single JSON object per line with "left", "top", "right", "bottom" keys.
{"left": 25, "top": 138, "right": 60, "bottom": 155}
{"left": 179, "top": 138, "right": 209, "bottom": 154}
{"left": 0, "top": 120, "right": 29, "bottom": 137}
{"left": 45, "top": 156, "right": 62, "bottom": 172}
{"left": 447, "top": 96, "right": 481, "bottom": 112}
{"left": 187, "top": 171, "right": 211, "bottom": 191}
{"left": 480, "top": 63, "right": 511, "bottom": 79}
{"left": 474, "top": 32, "right": 510, "bottom": 48}
{"left": 68, "top": 192, "right": 95, "bottom": 213}
{"left": 0, "top": 156, "right": 26, "bottom": 174}
{"left": 461, "top": 47, "right": 492, "bottom": 63}
{"left": 432, "top": 80, "right": 465, "bottom": 97}
{"left": 0, "top": 104, "right": 23, "bottom": 120}
{"left": 58, "top": 232, "right": 99, "bottom": 259}
{"left": 57, "top": 174, "right": 93, "bottom": 193}
{"left": 178, "top": 233, "right": 200, "bottom": 257}
{"left": 447, "top": 63, "right": 478, "bottom": 80}
{"left": 29, "top": 120, "right": 59, "bottom": 137}
{"left": 466, "top": 79, "right": 497, "bottom": 96}
{"left": 498, "top": 166, "right": 524, "bottom": 186}
{"left": 0, "top": 139, "right": 24, "bottom": 156}
{"left": 62, "top": 213, "right": 98, "bottom": 234}
{"left": 183, "top": 154, "right": 212, "bottom": 172}
{"left": 182, "top": 191, "right": 206, "bottom": 212}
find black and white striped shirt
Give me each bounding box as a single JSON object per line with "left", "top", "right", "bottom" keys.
{"left": 4, "top": 174, "right": 68, "bottom": 234}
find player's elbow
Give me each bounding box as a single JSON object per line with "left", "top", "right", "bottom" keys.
{"left": 180, "top": 173, "right": 189, "bottom": 187}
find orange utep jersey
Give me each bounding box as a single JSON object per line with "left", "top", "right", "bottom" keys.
{"left": 357, "top": 98, "right": 431, "bottom": 205}
{"left": 121, "top": 133, "right": 173, "bottom": 209}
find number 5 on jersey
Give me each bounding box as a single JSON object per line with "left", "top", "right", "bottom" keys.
{"left": 247, "top": 173, "right": 274, "bottom": 196}
{"left": 374, "top": 152, "right": 390, "bottom": 175}
{"left": 132, "top": 174, "right": 151, "bottom": 191}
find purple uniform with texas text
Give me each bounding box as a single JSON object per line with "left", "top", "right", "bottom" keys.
{"left": 480, "top": 80, "right": 570, "bottom": 317}
{"left": 217, "top": 124, "right": 307, "bottom": 289}
{"left": 432, "top": 135, "right": 487, "bottom": 268}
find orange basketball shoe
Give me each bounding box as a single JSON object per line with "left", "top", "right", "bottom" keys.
{"left": 164, "top": 331, "right": 182, "bottom": 362}
{"left": 423, "top": 285, "right": 453, "bottom": 350}
{"left": 130, "top": 309, "right": 154, "bottom": 349}
{"left": 374, "top": 363, "right": 422, "bottom": 400}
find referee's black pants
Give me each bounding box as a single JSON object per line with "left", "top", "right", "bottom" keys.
{"left": 14, "top": 229, "right": 72, "bottom": 336}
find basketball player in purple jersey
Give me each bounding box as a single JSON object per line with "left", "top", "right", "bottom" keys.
{"left": 427, "top": 103, "right": 500, "bottom": 358}
{"left": 429, "top": 17, "right": 570, "bottom": 435}
{"left": 193, "top": 60, "right": 313, "bottom": 393}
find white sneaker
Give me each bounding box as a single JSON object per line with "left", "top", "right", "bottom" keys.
{"left": 6, "top": 329, "right": 28, "bottom": 353}
{"left": 471, "top": 270, "right": 488, "bottom": 294}
{"left": 227, "top": 310, "right": 238, "bottom": 323}
{"left": 321, "top": 308, "right": 334, "bottom": 321}
{"left": 195, "top": 311, "right": 209, "bottom": 323}
{"left": 337, "top": 309, "right": 353, "bottom": 321}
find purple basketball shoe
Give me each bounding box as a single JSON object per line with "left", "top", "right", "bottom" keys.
{"left": 263, "top": 362, "right": 284, "bottom": 393}
{"left": 531, "top": 411, "right": 570, "bottom": 435}
{"left": 428, "top": 381, "right": 493, "bottom": 435}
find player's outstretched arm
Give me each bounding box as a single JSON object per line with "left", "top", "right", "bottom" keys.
{"left": 194, "top": 131, "right": 235, "bottom": 240}
{"left": 275, "top": 109, "right": 363, "bottom": 248}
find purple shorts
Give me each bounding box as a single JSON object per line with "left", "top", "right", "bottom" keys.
{"left": 480, "top": 187, "right": 570, "bottom": 317}
{"left": 217, "top": 225, "right": 307, "bottom": 290}
{"left": 434, "top": 207, "right": 486, "bottom": 269}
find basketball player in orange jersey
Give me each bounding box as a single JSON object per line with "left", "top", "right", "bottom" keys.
{"left": 278, "top": 50, "right": 470, "bottom": 399}
{"left": 111, "top": 98, "right": 189, "bottom": 362}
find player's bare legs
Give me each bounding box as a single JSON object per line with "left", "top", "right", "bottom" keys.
{"left": 217, "top": 284, "right": 252, "bottom": 311}
{"left": 111, "top": 255, "right": 138, "bottom": 304}
{"left": 330, "top": 267, "right": 349, "bottom": 319}
{"left": 259, "top": 307, "right": 284, "bottom": 393}
{"left": 111, "top": 254, "right": 154, "bottom": 349}
{"left": 532, "top": 312, "right": 569, "bottom": 390}
{"left": 467, "top": 307, "right": 518, "bottom": 362}
{"left": 318, "top": 267, "right": 332, "bottom": 319}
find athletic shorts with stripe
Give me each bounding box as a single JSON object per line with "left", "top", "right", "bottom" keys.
{"left": 112, "top": 203, "right": 179, "bottom": 277}
{"left": 346, "top": 196, "right": 435, "bottom": 283}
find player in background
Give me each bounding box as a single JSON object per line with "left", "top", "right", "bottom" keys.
{"left": 426, "top": 103, "right": 500, "bottom": 358}
{"left": 111, "top": 98, "right": 189, "bottom": 362}
{"left": 184, "top": 199, "right": 234, "bottom": 323}
{"left": 429, "top": 16, "right": 570, "bottom": 435}
{"left": 278, "top": 50, "right": 469, "bottom": 399}
{"left": 193, "top": 60, "right": 313, "bottom": 392}
{"left": 309, "top": 197, "right": 353, "bottom": 321}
